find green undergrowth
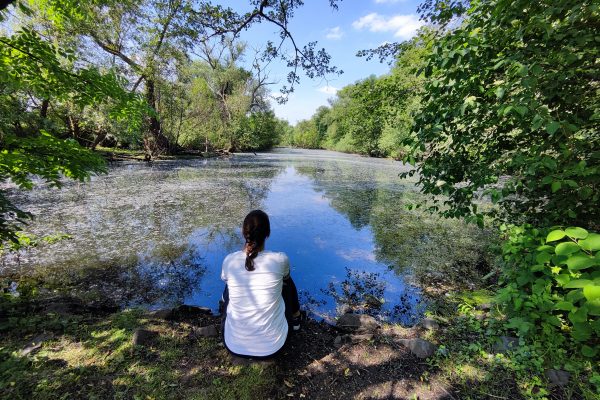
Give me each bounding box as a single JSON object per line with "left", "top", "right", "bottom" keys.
{"left": 0, "top": 299, "right": 274, "bottom": 400}
{"left": 423, "top": 290, "right": 599, "bottom": 399}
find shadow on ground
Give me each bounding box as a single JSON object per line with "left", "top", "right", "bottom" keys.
{"left": 1, "top": 297, "right": 464, "bottom": 400}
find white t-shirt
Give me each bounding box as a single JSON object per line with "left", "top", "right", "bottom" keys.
{"left": 221, "top": 250, "right": 290, "bottom": 356}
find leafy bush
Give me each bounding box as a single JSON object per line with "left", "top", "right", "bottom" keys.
{"left": 404, "top": 0, "right": 600, "bottom": 228}
{"left": 497, "top": 225, "right": 600, "bottom": 360}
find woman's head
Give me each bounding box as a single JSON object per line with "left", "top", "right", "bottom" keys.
{"left": 242, "top": 210, "right": 270, "bottom": 271}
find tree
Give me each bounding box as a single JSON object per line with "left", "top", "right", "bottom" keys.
{"left": 403, "top": 0, "right": 599, "bottom": 229}
{"left": 292, "top": 119, "right": 320, "bottom": 149}
{"left": 60, "top": 0, "right": 190, "bottom": 156}
{"left": 313, "top": 106, "right": 331, "bottom": 144}
{"left": 194, "top": 39, "right": 254, "bottom": 151}
{"left": 0, "top": 1, "right": 144, "bottom": 243}
{"left": 377, "top": 32, "right": 430, "bottom": 159}
{"left": 236, "top": 111, "right": 284, "bottom": 151}
{"left": 0, "top": 0, "right": 343, "bottom": 242}
{"left": 292, "top": 31, "right": 430, "bottom": 157}
{"left": 57, "top": 0, "right": 342, "bottom": 156}
{"left": 158, "top": 39, "right": 275, "bottom": 152}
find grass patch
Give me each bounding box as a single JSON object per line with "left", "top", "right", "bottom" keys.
{"left": 0, "top": 303, "right": 274, "bottom": 400}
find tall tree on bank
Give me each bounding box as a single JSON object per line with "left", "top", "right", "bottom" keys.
{"left": 56, "top": 0, "right": 342, "bottom": 156}
{"left": 286, "top": 31, "right": 430, "bottom": 158}
{"left": 69, "top": 0, "right": 188, "bottom": 156}
{"left": 193, "top": 38, "right": 270, "bottom": 151}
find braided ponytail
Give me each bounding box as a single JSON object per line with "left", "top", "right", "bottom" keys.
{"left": 242, "top": 210, "right": 270, "bottom": 271}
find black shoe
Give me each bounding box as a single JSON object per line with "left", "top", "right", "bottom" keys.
{"left": 291, "top": 310, "right": 307, "bottom": 331}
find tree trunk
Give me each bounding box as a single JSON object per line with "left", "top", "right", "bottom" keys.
{"left": 144, "top": 79, "right": 171, "bottom": 157}
{"left": 90, "top": 129, "right": 107, "bottom": 150}
{"left": 67, "top": 115, "right": 83, "bottom": 144}
{"left": 40, "top": 99, "right": 49, "bottom": 119}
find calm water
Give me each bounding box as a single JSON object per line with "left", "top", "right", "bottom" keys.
{"left": 2, "top": 149, "right": 487, "bottom": 324}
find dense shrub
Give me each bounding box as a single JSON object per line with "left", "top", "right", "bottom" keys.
{"left": 498, "top": 225, "right": 600, "bottom": 360}
{"left": 405, "top": 0, "right": 600, "bottom": 228}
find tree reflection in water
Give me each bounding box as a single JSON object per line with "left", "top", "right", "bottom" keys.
{"left": 321, "top": 267, "right": 423, "bottom": 325}
{"left": 1, "top": 149, "right": 491, "bottom": 322}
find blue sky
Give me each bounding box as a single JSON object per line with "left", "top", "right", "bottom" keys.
{"left": 230, "top": 0, "right": 423, "bottom": 124}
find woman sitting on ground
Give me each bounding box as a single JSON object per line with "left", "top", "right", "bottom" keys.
{"left": 220, "top": 209, "right": 301, "bottom": 359}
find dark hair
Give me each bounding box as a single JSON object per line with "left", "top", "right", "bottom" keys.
{"left": 242, "top": 210, "right": 270, "bottom": 271}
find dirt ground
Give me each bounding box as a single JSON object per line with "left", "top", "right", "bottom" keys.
{"left": 4, "top": 299, "right": 576, "bottom": 399}
{"left": 179, "top": 311, "right": 455, "bottom": 400}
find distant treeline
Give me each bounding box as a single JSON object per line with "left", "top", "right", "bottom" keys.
{"left": 281, "top": 32, "right": 430, "bottom": 159}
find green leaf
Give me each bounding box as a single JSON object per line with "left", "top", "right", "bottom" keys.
{"left": 546, "top": 230, "right": 566, "bottom": 242}
{"left": 580, "top": 233, "right": 600, "bottom": 251}
{"left": 517, "top": 274, "right": 532, "bottom": 286}
{"left": 555, "top": 274, "right": 570, "bottom": 286}
{"left": 587, "top": 299, "right": 600, "bottom": 316}
{"left": 564, "top": 279, "right": 593, "bottom": 289}
{"left": 545, "top": 315, "right": 561, "bottom": 327}
{"left": 565, "top": 227, "right": 588, "bottom": 239}
{"left": 566, "top": 289, "right": 585, "bottom": 303}
{"left": 567, "top": 255, "right": 598, "bottom": 271}
{"left": 514, "top": 105, "right": 528, "bottom": 116}
{"left": 541, "top": 175, "right": 553, "bottom": 184}
{"left": 492, "top": 59, "right": 505, "bottom": 70}
{"left": 506, "top": 317, "right": 532, "bottom": 334}
{"left": 554, "top": 301, "right": 574, "bottom": 311}
{"left": 583, "top": 285, "right": 600, "bottom": 301}
{"left": 581, "top": 345, "right": 598, "bottom": 358}
{"left": 579, "top": 187, "right": 593, "bottom": 200}
{"left": 537, "top": 244, "right": 554, "bottom": 252}
{"left": 571, "top": 322, "right": 592, "bottom": 341}
{"left": 552, "top": 254, "right": 568, "bottom": 266}
{"left": 532, "top": 114, "right": 545, "bottom": 130}
{"left": 546, "top": 121, "right": 561, "bottom": 135}
{"left": 535, "top": 252, "right": 551, "bottom": 264}
{"left": 564, "top": 180, "right": 578, "bottom": 188}
{"left": 495, "top": 87, "right": 505, "bottom": 99}
{"left": 568, "top": 307, "right": 588, "bottom": 323}
{"left": 551, "top": 181, "right": 561, "bottom": 192}
{"left": 531, "top": 264, "right": 545, "bottom": 272}
{"left": 530, "top": 64, "right": 543, "bottom": 75}
{"left": 555, "top": 242, "right": 579, "bottom": 255}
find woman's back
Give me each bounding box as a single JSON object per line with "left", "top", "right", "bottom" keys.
{"left": 221, "top": 250, "right": 289, "bottom": 356}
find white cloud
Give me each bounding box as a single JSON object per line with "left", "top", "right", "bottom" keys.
{"left": 325, "top": 26, "right": 344, "bottom": 40}
{"left": 317, "top": 85, "right": 338, "bottom": 95}
{"left": 352, "top": 12, "right": 423, "bottom": 40}
{"left": 336, "top": 248, "right": 376, "bottom": 262}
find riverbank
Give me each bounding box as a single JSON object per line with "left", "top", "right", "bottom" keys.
{"left": 95, "top": 146, "right": 232, "bottom": 162}
{"left": 0, "top": 290, "right": 586, "bottom": 399}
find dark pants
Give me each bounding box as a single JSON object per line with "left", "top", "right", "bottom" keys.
{"left": 219, "top": 276, "right": 300, "bottom": 359}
